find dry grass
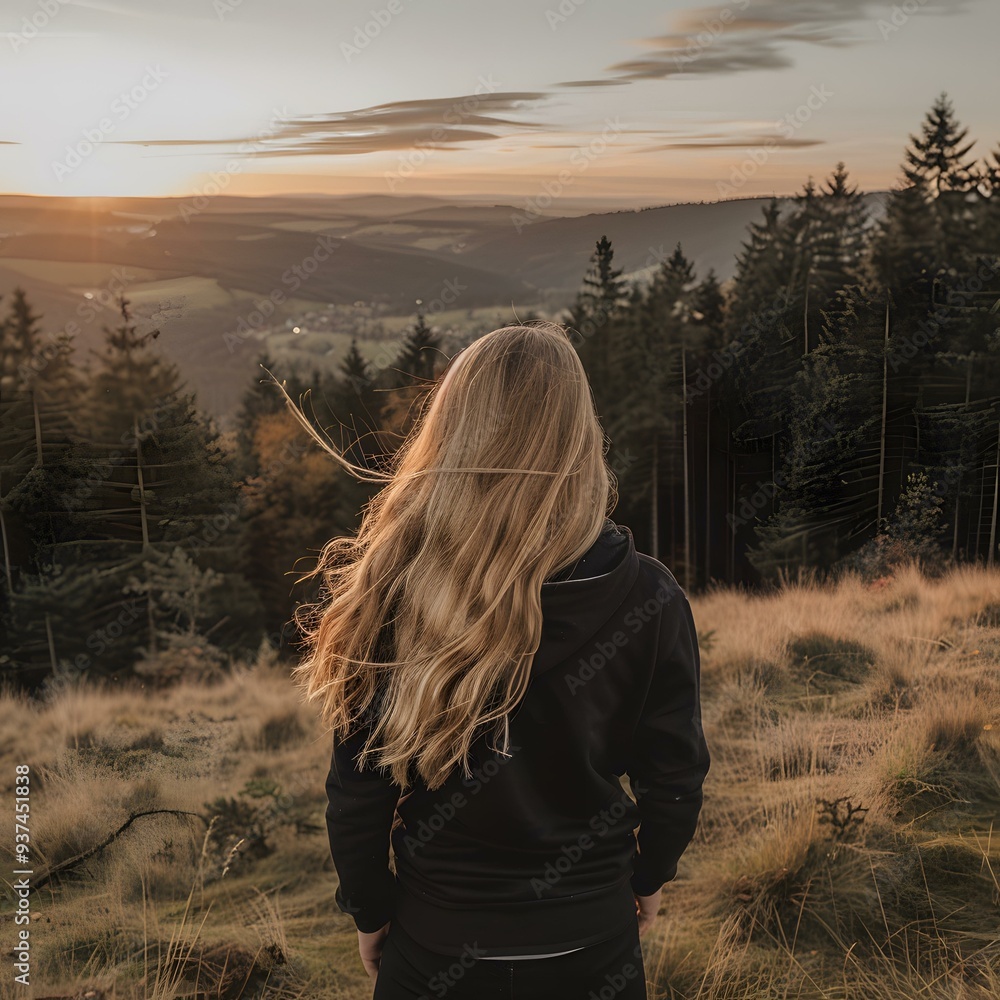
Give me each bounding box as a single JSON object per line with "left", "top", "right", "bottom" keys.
{"left": 2, "top": 560, "right": 999, "bottom": 998}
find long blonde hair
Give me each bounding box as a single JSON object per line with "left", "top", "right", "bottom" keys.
{"left": 281, "top": 320, "right": 617, "bottom": 791}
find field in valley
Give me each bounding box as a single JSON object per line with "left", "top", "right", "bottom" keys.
{"left": 3, "top": 561, "right": 999, "bottom": 999}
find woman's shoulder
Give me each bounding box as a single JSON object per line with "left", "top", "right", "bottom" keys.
{"left": 633, "top": 551, "right": 687, "bottom": 607}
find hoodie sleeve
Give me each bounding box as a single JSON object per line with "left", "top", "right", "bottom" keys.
{"left": 325, "top": 718, "right": 403, "bottom": 932}
{"left": 627, "top": 579, "right": 711, "bottom": 896}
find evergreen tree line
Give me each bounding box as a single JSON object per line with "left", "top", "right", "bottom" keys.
{"left": 0, "top": 293, "right": 444, "bottom": 689}
{"left": 569, "top": 92, "right": 1000, "bottom": 587}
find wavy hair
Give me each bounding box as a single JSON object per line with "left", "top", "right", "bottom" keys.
{"left": 280, "top": 320, "right": 616, "bottom": 791}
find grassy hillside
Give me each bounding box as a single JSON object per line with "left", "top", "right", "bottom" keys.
{"left": 4, "top": 562, "right": 998, "bottom": 999}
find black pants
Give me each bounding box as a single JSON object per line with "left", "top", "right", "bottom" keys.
{"left": 371, "top": 917, "right": 646, "bottom": 999}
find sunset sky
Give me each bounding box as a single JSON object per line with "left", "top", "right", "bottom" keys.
{"left": 2, "top": 0, "right": 997, "bottom": 207}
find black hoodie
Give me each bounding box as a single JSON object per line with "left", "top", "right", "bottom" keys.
{"left": 324, "top": 518, "right": 711, "bottom": 958}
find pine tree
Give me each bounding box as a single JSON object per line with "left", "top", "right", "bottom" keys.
{"left": 814, "top": 163, "right": 870, "bottom": 300}
{"left": 340, "top": 337, "right": 371, "bottom": 394}
{"left": 975, "top": 146, "right": 1000, "bottom": 270}
{"left": 331, "top": 338, "right": 387, "bottom": 468}
{"left": 0, "top": 291, "right": 35, "bottom": 603}
{"left": 875, "top": 93, "right": 982, "bottom": 302}
{"left": 567, "top": 235, "right": 629, "bottom": 418}
{"left": 691, "top": 268, "right": 725, "bottom": 338}
{"left": 767, "top": 169, "right": 869, "bottom": 355}
{"left": 780, "top": 177, "right": 824, "bottom": 353}
{"left": 0, "top": 287, "right": 42, "bottom": 395}
{"left": 378, "top": 313, "right": 443, "bottom": 439}
{"left": 725, "top": 198, "right": 789, "bottom": 339}
{"left": 902, "top": 92, "right": 979, "bottom": 197}
{"left": 395, "top": 312, "right": 441, "bottom": 384}
{"left": 0, "top": 290, "right": 85, "bottom": 666}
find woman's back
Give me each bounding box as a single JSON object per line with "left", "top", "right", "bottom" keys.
{"left": 326, "top": 518, "right": 710, "bottom": 958}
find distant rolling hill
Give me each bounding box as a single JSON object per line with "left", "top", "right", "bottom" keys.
{"left": 0, "top": 191, "right": 888, "bottom": 420}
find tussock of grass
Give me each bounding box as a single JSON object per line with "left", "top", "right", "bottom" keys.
{"left": 257, "top": 711, "right": 308, "bottom": 752}
{"left": 786, "top": 633, "right": 876, "bottom": 695}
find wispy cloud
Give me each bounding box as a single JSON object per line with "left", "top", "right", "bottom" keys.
{"left": 638, "top": 134, "right": 824, "bottom": 151}
{"left": 65, "top": 0, "right": 148, "bottom": 15}
{"left": 1, "top": 31, "right": 97, "bottom": 38}
{"left": 554, "top": 79, "right": 632, "bottom": 88}
{"left": 524, "top": 121, "right": 826, "bottom": 153}
{"left": 561, "top": 0, "right": 974, "bottom": 84}
{"left": 117, "top": 92, "right": 553, "bottom": 156}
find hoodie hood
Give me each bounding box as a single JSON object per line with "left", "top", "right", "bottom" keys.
{"left": 532, "top": 518, "right": 639, "bottom": 674}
